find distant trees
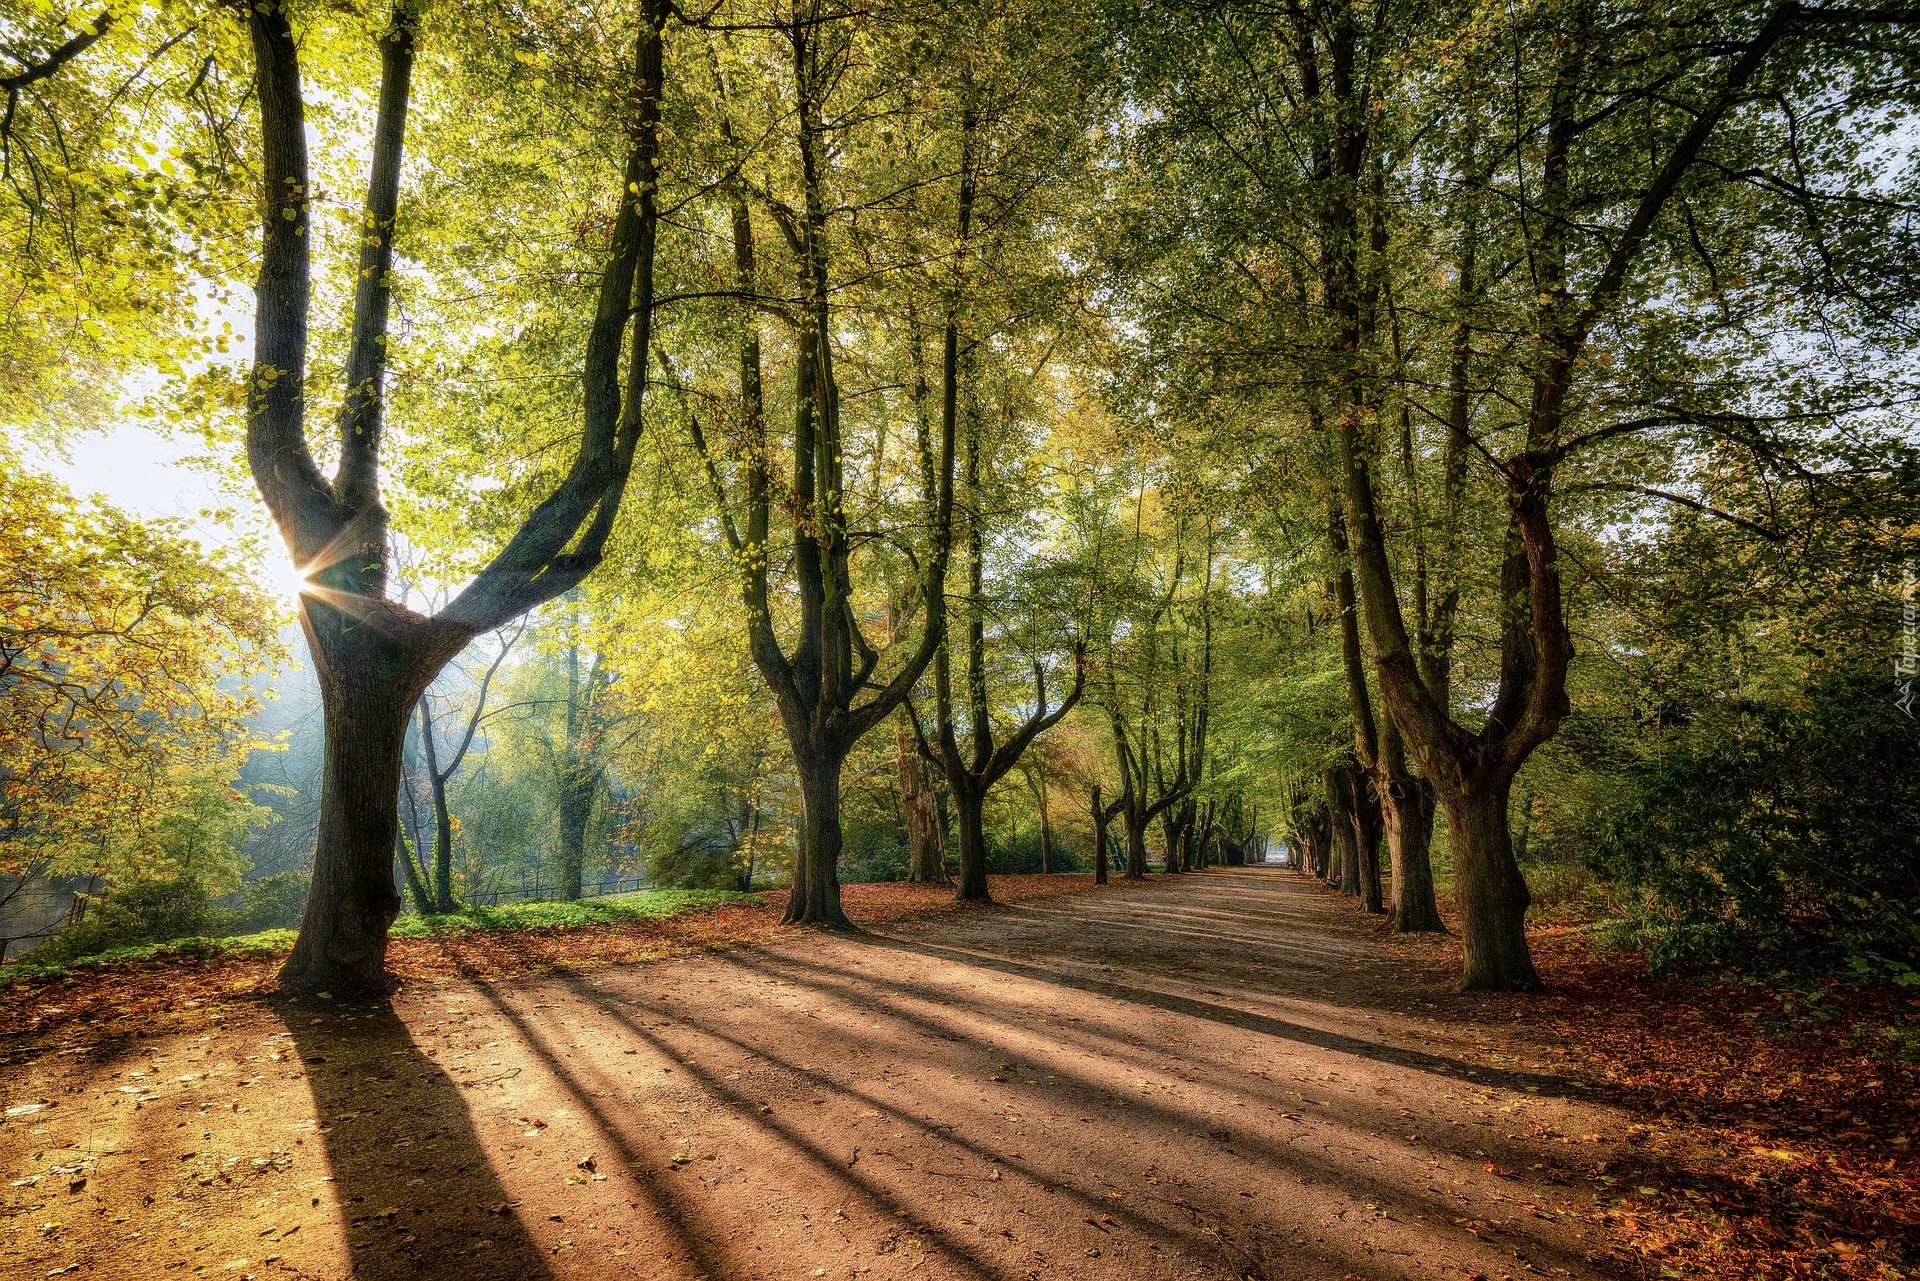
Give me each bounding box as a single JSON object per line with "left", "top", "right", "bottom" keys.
{"left": 401, "top": 627, "right": 519, "bottom": 913}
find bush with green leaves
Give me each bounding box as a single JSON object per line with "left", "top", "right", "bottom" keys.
{"left": 33, "top": 874, "right": 231, "bottom": 965}
{"left": 985, "top": 825, "right": 1084, "bottom": 876}
{"left": 645, "top": 824, "right": 757, "bottom": 891}
{"left": 232, "top": 872, "right": 309, "bottom": 933}
{"left": 839, "top": 813, "right": 909, "bottom": 884}
{"left": 1591, "top": 672, "right": 1920, "bottom": 980}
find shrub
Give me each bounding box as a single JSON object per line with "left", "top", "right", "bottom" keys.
{"left": 233, "top": 872, "right": 309, "bottom": 933}
{"left": 644, "top": 827, "right": 742, "bottom": 890}
{"left": 985, "top": 825, "right": 1084, "bottom": 875}
{"left": 33, "top": 874, "right": 229, "bottom": 965}
{"left": 836, "top": 807, "right": 909, "bottom": 883}
{"left": 1590, "top": 672, "right": 1920, "bottom": 978}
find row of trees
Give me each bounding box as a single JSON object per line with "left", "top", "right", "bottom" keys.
{"left": 5, "top": 0, "right": 1915, "bottom": 990}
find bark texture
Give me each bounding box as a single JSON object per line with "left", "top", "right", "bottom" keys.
{"left": 896, "top": 714, "right": 948, "bottom": 883}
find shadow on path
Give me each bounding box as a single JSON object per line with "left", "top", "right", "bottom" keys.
{"left": 282, "top": 996, "right": 552, "bottom": 1280}
{"left": 849, "top": 930, "right": 1586, "bottom": 1101}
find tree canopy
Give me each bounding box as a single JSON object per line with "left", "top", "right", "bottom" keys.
{"left": 2, "top": 0, "right": 1915, "bottom": 992}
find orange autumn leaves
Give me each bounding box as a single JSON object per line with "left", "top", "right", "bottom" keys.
{"left": 0, "top": 469, "right": 284, "bottom": 887}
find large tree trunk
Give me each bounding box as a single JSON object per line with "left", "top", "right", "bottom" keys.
{"left": 248, "top": 3, "right": 665, "bottom": 992}
{"left": 705, "top": 36, "right": 955, "bottom": 932}
{"left": 897, "top": 715, "right": 948, "bottom": 883}
{"left": 554, "top": 763, "right": 595, "bottom": 902}
{"left": 1443, "top": 780, "right": 1539, "bottom": 990}
{"left": 282, "top": 630, "right": 423, "bottom": 991}
{"left": 1383, "top": 771, "right": 1444, "bottom": 932}
{"left": 953, "top": 781, "right": 989, "bottom": 902}
{"left": 784, "top": 755, "right": 852, "bottom": 928}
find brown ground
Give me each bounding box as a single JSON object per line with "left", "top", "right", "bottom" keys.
{"left": 0, "top": 870, "right": 1907, "bottom": 1280}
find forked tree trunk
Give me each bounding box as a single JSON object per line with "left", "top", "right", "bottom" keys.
{"left": 1319, "top": 7, "right": 1794, "bottom": 992}
{"left": 785, "top": 756, "right": 852, "bottom": 928}
{"left": 1443, "top": 780, "right": 1538, "bottom": 989}
{"left": 251, "top": 2, "right": 665, "bottom": 991}
{"left": 699, "top": 38, "right": 956, "bottom": 929}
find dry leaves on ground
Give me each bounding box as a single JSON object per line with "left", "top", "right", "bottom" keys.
{"left": 0, "top": 875, "right": 1151, "bottom": 1053}
{"left": 1523, "top": 924, "right": 1920, "bottom": 1281}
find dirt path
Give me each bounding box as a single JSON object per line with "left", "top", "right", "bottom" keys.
{"left": 1, "top": 871, "right": 1657, "bottom": 1280}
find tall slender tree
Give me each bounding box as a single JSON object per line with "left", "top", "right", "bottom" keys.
{"left": 409, "top": 625, "right": 520, "bottom": 913}
{"left": 685, "top": 7, "right": 957, "bottom": 927}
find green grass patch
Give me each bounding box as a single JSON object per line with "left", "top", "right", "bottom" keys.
{"left": 389, "top": 888, "right": 753, "bottom": 938}
{"left": 1, "top": 890, "right": 754, "bottom": 986}
{"left": 0, "top": 929, "right": 297, "bottom": 986}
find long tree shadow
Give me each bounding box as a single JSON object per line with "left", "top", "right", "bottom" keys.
{"left": 563, "top": 963, "right": 1642, "bottom": 1281}
{"left": 281, "top": 995, "right": 552, "bottom": 1280}
{"left": 555, "top": 973, "right": 1278, "bottom": 1280}
{"left": 734, "top": 947, "right": 1568, "bottom": 1172}
{"left": 848, "top": 932, "right": 1586, "bottom": 1100}
{"left": 702, "top": 950, "right": 1619, "bottom": 1281}
{"left": 464, "top": 983, "right": 749, "bottom": 1281}
{"left": 842, "top": 877, "right": 1796, "bottom": 1249}
{"left": 1005, "top": 876, "right": 1877, "bottom": 1169}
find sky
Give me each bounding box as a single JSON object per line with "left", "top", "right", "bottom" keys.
{"left": 36, "top": 418, "right": 308, "bottom": 607}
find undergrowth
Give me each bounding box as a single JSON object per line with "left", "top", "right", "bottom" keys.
{"left": 0, "top": 929, "right": 297, "bottom": 986}
{"left": 389, "top": 889, "right": 752, "bottom": 937}
{"left": 1, "top": 890, "right": 751, "bottom": 985}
